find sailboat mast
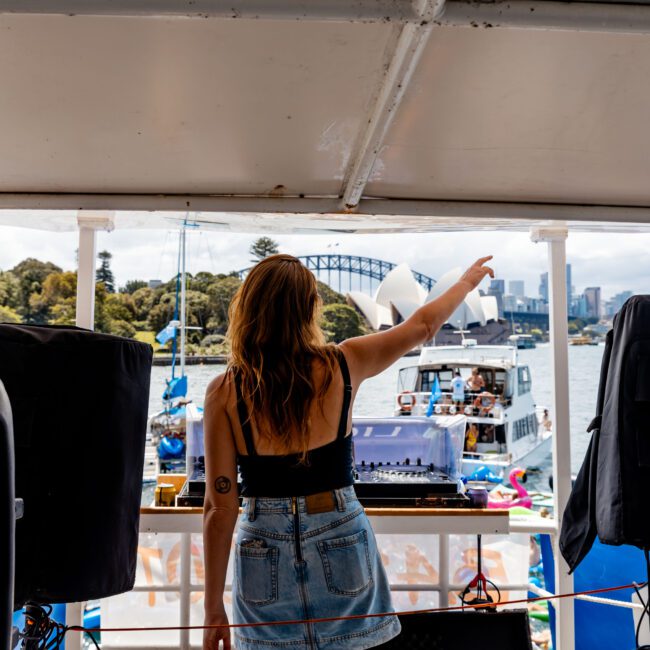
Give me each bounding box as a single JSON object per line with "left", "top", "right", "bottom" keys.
{"left": 180, "top": 222, "right": 187, "bottom": 378}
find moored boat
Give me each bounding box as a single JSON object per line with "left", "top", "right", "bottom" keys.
{"left": 394, "top": 339, "right": 552, "bottom": 479}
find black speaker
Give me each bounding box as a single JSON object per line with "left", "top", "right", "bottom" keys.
{"left": 1, "top": 380, "right": 15, "bottom": 650}
{"left": 377, "top": 610, "right": 533, "bottom": 650}
{"left": 0, "top": 324, "right": 152, "bottom": 607}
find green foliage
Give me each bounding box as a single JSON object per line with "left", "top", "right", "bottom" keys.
{"left": 530, "top": 328, "right": 544, "bottom": 340}
{"left": 316, "top": 280, "right": 345, "bottom": 306}
{"left": 29, "top": 271, "right": 78, "bottom": 325}
{"left": 104, "top": 293, "right": 137, "bottom": 322}
{"left": 0, "top": 305, "right": 20, "bottom": 323}
{"left": 189, "top": 271, "right": 217, "bottom": 293}
{"left": 249, "top": 236, "right": 279, "bottom": 262}
{"left": 320, "top": 303, "right": 365, "bottom": 343}
{"left": 568, "top": 321, "right": 580, "bottom": 334}
{"left": 122, "top": 279, "right": 148, "bottom": 294}
{"left": 107, "top": 319, "right": 136, "bottom": 339}
{"left": 0, "top": 271, "right": 20, "bottom": 309}
{"left": 131, "top": 286, "right": 158, "bottom": 321}
{"left": 11, "top": 258, "right": 63, "bottom": 322}
{"left": 206, "top": 276, "right": 241, "bottom": 332}
{"left": 146, "top": 290, "right": 211, "bottom": 333}
{"left": 96, "top": 250, "right": 115, "bottom": 293}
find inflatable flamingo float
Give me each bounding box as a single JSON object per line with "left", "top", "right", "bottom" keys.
{"left": 487, "top": 468, "right": 532, "bottom": 509}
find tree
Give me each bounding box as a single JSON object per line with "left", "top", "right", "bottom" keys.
{"left": 207, "top": 276, "right": 242, "bottom": 332}
{"left": 0, "top": 271, "right": 20, "bottom": 309}
{"left": 29, "top": 271, "right": 78, "bottom": 325}
{"left": 249, "top": 237, "right": 279, "bottom": 262}
{"left": 146, "top": 290, "right": 211, "bottom": 335}
{"left": 122, "top": 279, "right": 148, "bottom": 294}
{"left": 316, "top": 280, "right": 346, "bottom": 306}
{"left": 96, "top": 250, "right": 115, "bottom": 293}
{"left": 0, "top": 305, "right": 20, "bottom": 323}
{"left": 320, "top": 303, "right": 365, "bottom": 343}
{"left": 131, "top": 286, "right": 158, "bottom": 322}
{"left": 11, "top": 258, "right": 62, "bottom": 322}
{"left": 104, "top": 293, "right": 137, "bottom": 322}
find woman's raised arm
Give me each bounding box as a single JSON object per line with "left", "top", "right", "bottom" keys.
{"left": 341, "top": 256, "right": 494, "bottom": 382}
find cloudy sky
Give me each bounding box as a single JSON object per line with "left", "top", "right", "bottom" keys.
{"left": 0, "top": 223, "right": 648, "bottom": 301}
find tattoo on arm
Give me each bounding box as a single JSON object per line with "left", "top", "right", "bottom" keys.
{"left": 214, "top": 476, "right": 232, "bottom": 494}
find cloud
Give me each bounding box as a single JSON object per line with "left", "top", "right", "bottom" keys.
{"left": 1, "top": 225, "right": 648, "bottom": 300}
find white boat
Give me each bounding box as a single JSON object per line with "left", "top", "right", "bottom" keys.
{"left": 393, "top": 339, "right": 552, "bottom": 479}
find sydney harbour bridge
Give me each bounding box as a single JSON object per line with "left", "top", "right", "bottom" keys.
{"left": 239, "top": 254, "right": 436, "bottom": 295}
{"left": 238, "top": 254, "right": 550, "bottom": 332}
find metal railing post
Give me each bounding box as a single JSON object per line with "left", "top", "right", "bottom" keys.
{"left": 180, "top": 533, "right": 192, "bottom": 650}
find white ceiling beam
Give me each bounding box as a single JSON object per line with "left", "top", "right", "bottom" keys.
{"left": 339, "top": 0, "right": 445, "bottom": 209}
{"left": 1, "top": 195, "right": 650, "bottom": 229}
{"left": 0, "top": 0, "right": 423, "bottom": 22}
{"left": 438, "top": 1, "right": 650, "bottom": 34}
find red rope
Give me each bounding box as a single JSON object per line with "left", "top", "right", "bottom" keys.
{"left": 68, "top": 582, "right": 639, "bottom": 633}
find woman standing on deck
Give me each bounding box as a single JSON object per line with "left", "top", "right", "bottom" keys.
{"left": 203, "top": 254, "right": 493, "bottom": 650}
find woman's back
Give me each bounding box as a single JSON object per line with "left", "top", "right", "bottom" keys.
{"left": 228, "top": 349, "right": 354, "bottom": 457}
{"left": 234, "top": 348, "right": 355, "bottom": 497}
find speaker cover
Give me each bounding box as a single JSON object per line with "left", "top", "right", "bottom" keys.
{"left": 0, "top": 324, "right": 152, "bottom": 607}
{"left": 378, "top": 611, "right": 532, "bottom": 649}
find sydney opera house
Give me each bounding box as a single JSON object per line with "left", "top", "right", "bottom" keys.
{"left": 346, "top": 264, "right": 510, "bottom": 345}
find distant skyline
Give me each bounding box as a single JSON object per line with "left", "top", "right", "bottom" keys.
{"left": 0, "top": 225, "right": 648, "bottom": 301}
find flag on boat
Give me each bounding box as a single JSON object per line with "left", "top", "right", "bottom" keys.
{"left": 155, "top": 320, "right": 180, "bottom": 345}
{"left": 425, "top": 375, "right": 442, "bottom": 417}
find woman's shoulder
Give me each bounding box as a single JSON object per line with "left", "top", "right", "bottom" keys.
{"left": 205, "top": 370, "right": 234, "bottom": 407}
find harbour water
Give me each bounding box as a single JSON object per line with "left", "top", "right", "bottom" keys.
{"left": 149, "top": 343, "right": 604, "bottom": 489}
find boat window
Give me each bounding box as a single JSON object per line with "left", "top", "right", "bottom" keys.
{"left": 479, "top": 423, "right": 496, "bottom": 443}
{"left": 494, "top": 370, "right": 507, "bottom": 399}
{"left": 513, "top": 415, "right": 535, "bottom": 441}
{"left": 504, "top": 370, "right": 514, "bottom": 398}
{"left": 518, "top": 366, "right": 532, "bottom": 395}
{"left": 398, "top": 366, "right": 418, "bottom": 392}
{"left": 421, "top": 369, "right": 452, "bottom": 392}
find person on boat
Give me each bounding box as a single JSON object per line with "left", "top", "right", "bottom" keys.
{"left": 451, "top": 370, "right": 466, "bottom": 407}
{"left": 473, "top": 390, "right": 496, "bottom": 417}
{"left": 465, "top": 422, "right": 479, "bottom": 452}
{"left": 467, "top": 367, "right": 485, "bottom": 393}
{"left": 202, "top": 253, "right": 494, "bottom": 650}
{"left": 542, "top": 408, "right": 552, "bottom": 432}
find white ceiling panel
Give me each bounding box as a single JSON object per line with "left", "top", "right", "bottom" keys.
{"left": 367, "top": 26, "right": 650, "bottom": 206}
{"left": 0, "top": 14, "right": 394, "bottom": 195}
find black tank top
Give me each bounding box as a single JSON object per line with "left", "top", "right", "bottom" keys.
{"left": 234, "top": 349, "right": 354, "bottom": 497}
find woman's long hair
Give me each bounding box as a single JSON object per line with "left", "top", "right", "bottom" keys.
{"left": 226, "top": 254, "right": 338, "bottom": 458}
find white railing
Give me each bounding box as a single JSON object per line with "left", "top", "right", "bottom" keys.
{"left": 63, "top": 510, "right": 561, "bottom": 650}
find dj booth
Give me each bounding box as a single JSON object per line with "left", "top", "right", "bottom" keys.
{"left": 178, "top": 407, "right": 473, "bottom": 509}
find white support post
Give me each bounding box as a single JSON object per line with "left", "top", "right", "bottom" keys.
{"left": 531, "top": 227, "right": 574, "bottom": 650}
{"left": 75, "top": 225, "right": 97, "bottom": 330}
{"left": 75, "top": 212, "right": 114, "bottom": 330}
{"left": 67, "top": 212, "right": 114, "bottom": 650}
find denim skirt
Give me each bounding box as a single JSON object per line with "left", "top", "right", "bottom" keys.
{"left": 232, "top": 486, "right": 401, "bottom": 649}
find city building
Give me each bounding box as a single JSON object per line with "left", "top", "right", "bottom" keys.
{"left": 583, "top": 286, "right": 602, "bottom": 319}
{"left": 490, "top": 279, "right": 505, "bottom": 294}
{"left": 539, "top": 272, "right": 549, "bottom": 302}
{"left": 488, "top": 279, "right": 505, "bottom": 316}
{"left": 605, "top": 290, "right": 633, "bottom": 317}
{"left": 509, "top": 280, "right": 525, "bottom": 298}
{"left": 539, "top": 265, "right": 572, "bottom": 314}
